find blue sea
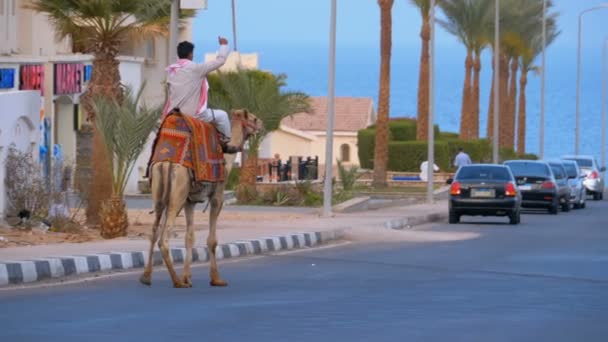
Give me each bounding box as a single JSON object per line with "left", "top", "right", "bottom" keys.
{"left": 197, "top": 41, "right": 607, "bottom": 163}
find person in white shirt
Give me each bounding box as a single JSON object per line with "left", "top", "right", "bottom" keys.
{"left": 163, "top": 37, "right": 240, "bottom": 153}
{"left": 420, "top": 161, "right": 439, "bottom": 182}
{"left": 454, "top": 147, "right": 472, "bottom": 169}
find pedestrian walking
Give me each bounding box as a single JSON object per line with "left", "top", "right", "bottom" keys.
{"left": 454, "top": 147, "right": 472, "bottom": 169}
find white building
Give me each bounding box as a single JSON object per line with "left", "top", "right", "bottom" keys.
{"left": 0, "top": 0, "right": 194, "bottom": 214}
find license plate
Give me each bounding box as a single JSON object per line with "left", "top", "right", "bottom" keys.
{"left": 471, "top": 189, "right": 495, "bottom": 198}
{"left": 518, "top": 185, "right": 532, "bottom": 191}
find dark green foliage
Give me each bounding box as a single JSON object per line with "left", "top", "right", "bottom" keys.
{"left": 358, "top": 120, "right": 536, "bottom": 171}
{"left": 225, "top": 167, "right": 241, "bottom": 191}
{"left": 357, "top": 129, "right": 376, "bottom": 169}
{"left": 387, "top": 141, "right": 451, "bottom": 172}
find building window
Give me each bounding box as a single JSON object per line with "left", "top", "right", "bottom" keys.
{"left": 340, "top": 144, "right": 351, "bottom": 162}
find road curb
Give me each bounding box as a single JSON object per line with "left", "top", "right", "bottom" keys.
{"left": 384, "top": 212, "right": 448, "bottom": 230}
{"left": 0, "top": 229, "right": 346, "bottom": 287}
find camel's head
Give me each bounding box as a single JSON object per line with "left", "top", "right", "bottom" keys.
{"left": 231, "top": 109, "right": 263, "bottom": 140}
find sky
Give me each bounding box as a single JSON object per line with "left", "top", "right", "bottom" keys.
{"left": 193, "top": 0, "right": 607, "bottom": 53}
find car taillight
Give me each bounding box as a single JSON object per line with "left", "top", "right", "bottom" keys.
{"left": 450, "top": 181, "right": 461, "bottom": 196}
{"left": 589, "top": 171, "right": 599, "bottom": 179}
{"left": 505, "top": 182, "right": 517, "bottom": 197}
{"left": 541, "top": 181, "right": 555, "bottom": 189}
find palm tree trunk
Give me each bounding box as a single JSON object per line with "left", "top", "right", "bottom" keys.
{"left": 415, "top": 14, "right": 430, "bottom": 141}
{"left": 517, "top": 70, "right": 528, "bottom": 154}
{"left": 459, "top": 50, "right": 473, "bottom": 140}
{"left": 471, "top": 50, "right": 482, "bottom": 139}
{"left": 372, "top": 0, "right": 394, "bottom": 188}
{"left": 99, "top": 196, "right": 129, "bottom": 239}
{"left": 499, "top": 53, "right": 510, "bottom": 148}
{"left": 486, "top": 53, "right": 496, "bottom": 140}
{"left": 80, "top": 47, "right": 123, "bottom": 226}
{"left": 506, "top": 57, "right": 519, "bottom": 150}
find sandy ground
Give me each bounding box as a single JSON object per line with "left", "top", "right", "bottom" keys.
{"left": 0, "top": 209, "right": 314, "bottom": 248}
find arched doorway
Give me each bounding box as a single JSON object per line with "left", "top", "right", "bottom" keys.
{"left": 340, "top": 144, "right": 351, "bottom": 163}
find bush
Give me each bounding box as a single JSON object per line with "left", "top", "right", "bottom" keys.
{"left": 4, "top": 146, "right": 50, "bottom": 220}
{"left": 388, "top": 119, "right": 417, "bottom": 141}
{"left": 337, "top": 160, "right": 360, "bottom": 191}
{"left": 444, "top": 139, "right": 493, "bottom": 166}
{"left": 439, "top": 132, "right": 460, "bottom": 140}
{"left": 358, "top": 119, "right": 442, "bottom": 170}
{"left": 387, "top": 141, "right": 451, "bottom": 172}
{"left": 357, "top": 129, "right": 375, "bottom": 169}
{"left": 225, "top": 167, "right": 241, "bottom": 190}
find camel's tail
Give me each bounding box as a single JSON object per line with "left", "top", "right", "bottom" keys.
{"left": 151, "top": 162, "right": 173, "bottom": 217}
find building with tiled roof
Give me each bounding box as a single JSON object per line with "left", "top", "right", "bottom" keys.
{"left": 259, "top": 96, "right": 376, "bottom": 169}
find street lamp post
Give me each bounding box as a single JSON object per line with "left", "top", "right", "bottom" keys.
{"left": 427, "top": 0, "right": 435, "bottom": 204}
{"left": 322, "top": 0, "right": 337, "bottom": 217}
{"left": 539, "top": 0, "right": 546, "bottom": 159}
{"left": 169, "top": 0, "right": 180, "bottom": 64}
{"left": 576, "top": 3, "right": 608, "bottom": 155}
{"left": 493, "top": 0, "right": 499, "bottom": 164}
{"left": 603, "top": 38, "right": 607, "bottom": 169}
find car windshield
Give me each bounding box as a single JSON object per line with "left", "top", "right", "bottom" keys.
{"left": 562, "top": 163, "right": 578, "bottom": 178}
{"left": 549, "top": 164, "right": 566, "bottom": 179}
{"left": 565, "top": 158, "right": 593, "bottom": 168}
{"left": 505, "top": 162, "right": 550, "bottom": 177}
{"left": 457, "top": 166, "right": 511, "bottom": 181}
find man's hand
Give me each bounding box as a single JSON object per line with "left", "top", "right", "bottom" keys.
{"left": 218, "top": 36, "right": 229, "bottom": 45}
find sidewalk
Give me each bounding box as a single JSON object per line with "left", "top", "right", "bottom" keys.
{"left": 0, "top": 200, "right": 448, "bottom": 287}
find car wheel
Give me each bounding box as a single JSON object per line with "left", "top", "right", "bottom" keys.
{"left": 549, "top": 201, "right": 559, "bottom": 215}
{"left": 582, "top": 201, "right": 586, "bottom": 209}
{"left": 573, "top": 202, "right": 580, "bottom": 209}
{"left": 593, "top": 192, "right": 601, "bottom": 201}
{"left": 509, "top": 211, "right": 520, "bottom": 225}
{"left": 562, "top": 198, "right": 571, "bottom": 212}
{"left": 448, "top": 210, "right": 460, "bottom": 224}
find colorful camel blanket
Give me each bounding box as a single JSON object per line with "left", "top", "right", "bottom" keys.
{"left": 149, "top": 113, "right": 225, "bottom": 183}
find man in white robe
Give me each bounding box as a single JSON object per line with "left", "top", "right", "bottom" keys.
{"left": 163, "top": 37, "right": 240, "bottom": 153}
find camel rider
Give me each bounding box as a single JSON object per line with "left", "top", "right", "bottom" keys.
{"left": 163, "top": 37, "right": 241, "bottom": 154}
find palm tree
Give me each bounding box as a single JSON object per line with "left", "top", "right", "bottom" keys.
{"left": 501, "top": 0, "right": 544, "bottom": 149}
{"left": 518, "top": 10, "right": 559, "bottom": 154}
{"left": 208, "top": 71, "right": 311, "bottom": 197}
{"left": 28, "top": 0, "right": 184, "bottom": 225}
{"left": 373, "top": 0, "right": 394, "bottom": 188}
{"left": 410, "top": 0, "right": 433, "bottom": 141}
{"left": 438, "top": 0, "right": 491, "bottom": 141}
{"left": 93, "top": 85, "right": 161, "bottom": 239}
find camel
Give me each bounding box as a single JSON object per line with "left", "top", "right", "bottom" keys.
{"left": 140, "top": 109, "right": 262, "bottom": 288}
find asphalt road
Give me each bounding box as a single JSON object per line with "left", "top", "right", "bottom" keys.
{"left": 1, "top": 199, "right": 608, "bottom": 341}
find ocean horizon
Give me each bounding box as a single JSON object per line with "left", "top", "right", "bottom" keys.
{"left": 194, "top": 40, "right": 607, "bottom": 163}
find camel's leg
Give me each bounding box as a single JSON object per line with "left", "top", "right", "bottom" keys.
{"left": 208, "top": 188, "right": 228, "bottom": 287}
{"left": 140, "top": 206, "right": 164, "bottom": 286}
{"left": 140, "top": 163, "right": 167, "bottom": 286}
{"left": 158, "top": 165, "right": 191, "bottom": 288}
{"left": 182, "top": 201, "right": 195, "bottom": 287}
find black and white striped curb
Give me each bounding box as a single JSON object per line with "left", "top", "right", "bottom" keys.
{"left": 0, "top": 230, "right": 345, "bottom": 287}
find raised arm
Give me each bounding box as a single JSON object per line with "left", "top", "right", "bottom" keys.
{"left": 195, "top": 37, "right": 230, "bottom": 76}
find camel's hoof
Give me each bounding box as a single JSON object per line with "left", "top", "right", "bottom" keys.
{"left": 210, "top": 279, "right": 228, "bottom": 287}
{"left": 182, "top": 276, "right": 193, "bottom": 287}
{"left": 173, "top": 282, "right": 191, "bottom": 289}
{"left": 139, "top": 274, "right": 152, "bottom": 286}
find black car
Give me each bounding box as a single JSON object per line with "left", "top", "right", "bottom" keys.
{"left": 448, "top": 164, "right": 521, "bottom": 225}
{"left": 504, "top": 160, "right": 570, "bottom": 214}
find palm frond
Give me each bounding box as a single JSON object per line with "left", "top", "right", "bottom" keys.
{"left": 93, "top": 83, "right": 161, "bottom": 196}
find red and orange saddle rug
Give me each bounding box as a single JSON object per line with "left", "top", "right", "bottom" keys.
{"left": 148, "top": 112, "right": 225, "bottom": 183}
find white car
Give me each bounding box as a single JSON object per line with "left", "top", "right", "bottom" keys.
{"left": 562, "top": 155, "right": 606, "bottom": 200}
{"left": 561, "top": 159, "right": 586, "bottom": 209}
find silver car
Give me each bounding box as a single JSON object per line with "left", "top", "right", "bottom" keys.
{"left": 561, "top": 160, "right": 586, "bottom": 209}
{"left": 562, "top": 155, "right": 606, "bottom": 200}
